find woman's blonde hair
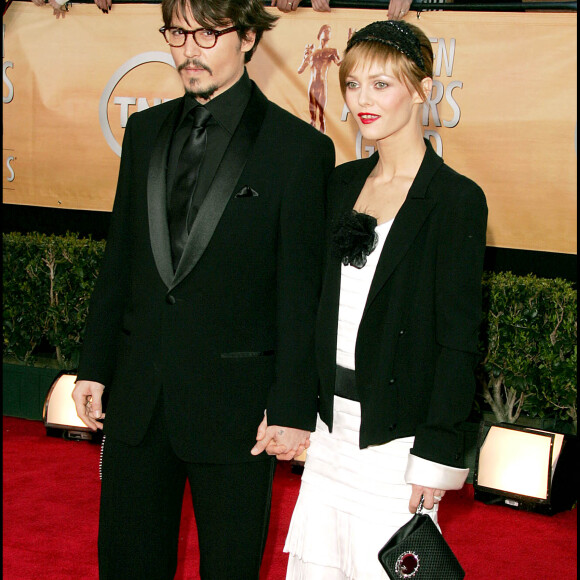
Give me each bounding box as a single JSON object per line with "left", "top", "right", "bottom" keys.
{"left": 339, "top": 21, "right": 433, "bottom": 100}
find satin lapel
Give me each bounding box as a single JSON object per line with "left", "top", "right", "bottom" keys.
{"left": 364, "top": 197, "right": 435, "bottom": 311}
{"left": 170, "top": 86, "right": 268, "bottom": 290}
{"left": 147, "top": 102, "right": 181, "bottom": 289}
{"left": 364, "top": 142, "right": 443, "bottom": 312}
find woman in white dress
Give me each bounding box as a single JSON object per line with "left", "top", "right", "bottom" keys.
{"left": 284, "top": 20, "right": 488, "bottom": 579}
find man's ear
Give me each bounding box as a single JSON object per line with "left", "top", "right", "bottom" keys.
{"left": 241, "top": 29, "right": 257, "bottom": 55}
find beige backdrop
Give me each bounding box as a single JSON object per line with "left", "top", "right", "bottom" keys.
{"left": 3, "top": 2, "right": 577, "bottom": 253}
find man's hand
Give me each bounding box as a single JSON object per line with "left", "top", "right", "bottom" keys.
{"left": 409, "top": 484, "right": 446, "bottom": 513}
{"left": 251, "top": 414, "right": 311, "bottom": 461}
{"left": 72, "top": 380, "right": 106, "bottom": 431}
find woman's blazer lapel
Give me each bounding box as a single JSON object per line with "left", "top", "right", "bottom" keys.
{"left": 364, "top": 143, "right": 442, "bottom": 314}
{"left": 320, "top": 142, "right": 444, "bottom": 342}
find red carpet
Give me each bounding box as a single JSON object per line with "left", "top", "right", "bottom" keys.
{"left": 3, "top": 416, "right": 577, "bottom": 579}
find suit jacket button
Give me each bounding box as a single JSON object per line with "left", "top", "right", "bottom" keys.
{"left": 166, "top": 295, "right": 176, "bottom": 305}
{"left": 399, "top": 329, "right": 405, "bottom": 335}
{"left": 389, "top": 378, "right": 396, "bottom": 384}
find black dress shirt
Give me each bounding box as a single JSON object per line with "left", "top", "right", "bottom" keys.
{"left": 166, "top": 69, "right": 253, "bottom": 231}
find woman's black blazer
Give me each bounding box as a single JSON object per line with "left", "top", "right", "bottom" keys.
{"left": 316, "top": 141, "right": 488, "bottom": 469}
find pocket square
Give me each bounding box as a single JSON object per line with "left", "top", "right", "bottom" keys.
{"left": 235, "top": 185, "right": 259, "bottom": 198}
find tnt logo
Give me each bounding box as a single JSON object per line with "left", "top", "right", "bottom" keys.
{"left": 99, "top": 52, "right": 183, "bottom": 156}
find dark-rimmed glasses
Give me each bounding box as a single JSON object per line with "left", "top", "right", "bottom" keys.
{"left": 159, "top": 26, "right": 239, "bottom": 49}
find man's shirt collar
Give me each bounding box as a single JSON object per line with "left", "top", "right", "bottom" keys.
{"left": 181, "top": 68, "right": 252, "bottom": 135}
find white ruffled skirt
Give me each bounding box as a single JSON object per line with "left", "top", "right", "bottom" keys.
{"left": 284, "top": 396, "right": 438, "bottom": 580}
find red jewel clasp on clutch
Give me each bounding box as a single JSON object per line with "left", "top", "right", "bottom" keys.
{"left": 395, "top": 551, "right": 420, "bottom": 578}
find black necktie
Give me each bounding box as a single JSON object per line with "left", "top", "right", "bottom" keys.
{"left": 168, "top": 105, "right": 212, "bottom": 271}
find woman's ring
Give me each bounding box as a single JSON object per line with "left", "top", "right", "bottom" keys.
{"left": 434, "top": 495, "right": 442, "bottom": 501}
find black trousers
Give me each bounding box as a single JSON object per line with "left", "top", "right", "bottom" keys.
{"left": 98, "top": 404, "right": 276, "bottom": 580}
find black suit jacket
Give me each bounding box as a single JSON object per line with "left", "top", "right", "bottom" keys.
{"left": 316, "top": 141, "right": 487, "bottom": 468}
{"left": 77, "top": 82, "right": 335, "bottom": 463}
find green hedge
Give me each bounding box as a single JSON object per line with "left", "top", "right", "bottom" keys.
{"left": 2, "top": 232, "right": 577, "bottom": 430}
{"left": 479, "top": 271, "right": 577, "bottom": 429}
{"left": 3, "top": 232, "right": 105, "bottom": 370}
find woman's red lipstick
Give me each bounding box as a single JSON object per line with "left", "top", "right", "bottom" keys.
{"left": 358, "top": 113, "right": 380, "bottom": 125}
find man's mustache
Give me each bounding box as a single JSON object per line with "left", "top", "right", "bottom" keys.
{"left": 178, "top": 59, "right": 212, "bottom": 74}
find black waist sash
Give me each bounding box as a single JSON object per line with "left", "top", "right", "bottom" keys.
{"left": 335, "top": 365, "right": 359, "bottom": 402}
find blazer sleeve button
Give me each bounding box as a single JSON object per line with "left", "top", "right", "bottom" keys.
{"left": 166, "top": 294, "right": 176, "bottom": 305}
{"left": 399, "top": 329, "right": 405, "bottom": 335}
{"left": 388, "top": 378, "right": 396, "bottom": 385}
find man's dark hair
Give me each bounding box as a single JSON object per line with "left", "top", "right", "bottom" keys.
{"left": 162, "top": 0, "right": 278, "bottom": 63}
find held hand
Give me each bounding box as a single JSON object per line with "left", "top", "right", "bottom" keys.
{"left": 387, "top": 0, "right": 412, "bottom": 20}
{"left": 272, "top": 426, "right": 311, "bottom": 461}
{"left": 72, "top": 380, "right": 106, "bottom": 431}
{"left": 409, "top": 484, "right": 446, "bottom": 513}
{"left": 251, "top": 414, "right": 311, "bottom": 460}
{"left": 252, "top": 415, "right": 289, "bottom": 456}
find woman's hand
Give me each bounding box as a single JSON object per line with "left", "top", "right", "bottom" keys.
{"left": 409, "top": 484, "right": 446, "bottom": 513}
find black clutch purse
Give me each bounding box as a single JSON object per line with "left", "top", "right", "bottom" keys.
{"left": 378, "top": 496, "right": 465, "bottom": 579}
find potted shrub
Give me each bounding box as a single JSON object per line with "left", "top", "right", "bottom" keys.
{"left": 477, "top": 272, "right": 577, "bottom": 434}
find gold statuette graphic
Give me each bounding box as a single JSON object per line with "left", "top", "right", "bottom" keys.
{"left": 298, "top": 24, "right": 341, "bottom": 134}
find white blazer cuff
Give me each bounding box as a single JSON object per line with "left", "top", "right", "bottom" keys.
{"left": 404, "top": 453, "right": 469, "bottom": 490}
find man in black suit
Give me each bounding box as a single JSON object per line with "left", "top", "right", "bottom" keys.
{"left": 72, "top": 0, "right": 335, "bottom": 577}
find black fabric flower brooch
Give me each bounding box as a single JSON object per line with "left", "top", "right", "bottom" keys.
{"left": 331, "top": 210, "right": 378, "bottom": 269}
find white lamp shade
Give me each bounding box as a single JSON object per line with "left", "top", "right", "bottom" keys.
{"left": 43, "top": 373, "right": 90, "bottom": 431}
{"left": 474, "top": 422, "right": 577, "bottom": 515}
{"left": 476, "top": 425, "right": 563, "bottom": 500}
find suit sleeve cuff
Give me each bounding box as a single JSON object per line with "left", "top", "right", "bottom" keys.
{"left": 404, "top": 453, "right": 469, "bottom": 490}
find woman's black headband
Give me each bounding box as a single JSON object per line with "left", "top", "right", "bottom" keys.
{"left": 346, "top": 20, "right": 425, "bottom": 72}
